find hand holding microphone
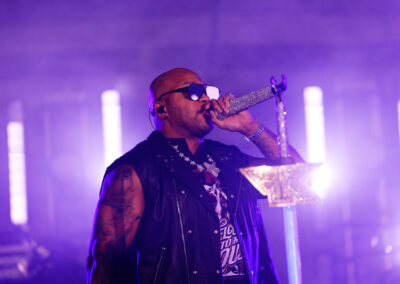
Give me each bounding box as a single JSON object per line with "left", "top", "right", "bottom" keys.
{"left": 209, "top": 75, "right": 287, "bottom": 136}
{"left": 213, "top": 75, "right": 287, "bottom": 120}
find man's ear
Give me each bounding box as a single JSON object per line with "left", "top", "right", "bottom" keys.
{"left": 154, "top": 101, "right": 167, "bottom": 118}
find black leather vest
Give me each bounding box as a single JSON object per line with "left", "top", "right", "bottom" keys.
{"left": 105, "top": 131, "right": 280, "bottom": 284}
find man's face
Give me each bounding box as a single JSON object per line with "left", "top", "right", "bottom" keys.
{"left": 156, "top": 70, "right": 213, "bottom": 138}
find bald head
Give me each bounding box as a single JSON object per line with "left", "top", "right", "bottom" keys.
{"left": 148, "top": 68, "right": 203, "bottom": 115}
{"left": 148, "top": 67, "right": 213, "bottom": 136}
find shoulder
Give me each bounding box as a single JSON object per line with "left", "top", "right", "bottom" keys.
{"left": 101, "top": 164, "right": 141, "bottom": 198}
{"left": 99, "top": 142, "right": 152, "bottom": 196}
{"left": 100, "top": 131, "right": 167, "bottom": 195}
{"left": 105, "top": 131, "right": 164, "bottom": 175}
{"left": 104, "top": 142, "right": 148, "bottom": 174}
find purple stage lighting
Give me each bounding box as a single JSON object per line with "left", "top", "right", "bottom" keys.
{"left": 303, "top": 86, "right": 331, "bottom": 198}
{"left": 7, "top": 121, "right": 28, "bottom": 226}
{"left": 101, "top": 90, "right": 123, "bottom": 167}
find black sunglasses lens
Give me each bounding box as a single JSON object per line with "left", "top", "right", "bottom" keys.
{"left": 188, "top": 84, "right": 205, "bottom": 101}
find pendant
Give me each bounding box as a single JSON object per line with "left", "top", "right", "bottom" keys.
{"left": 203, "top": 161, "right": 220, "bottom": 177}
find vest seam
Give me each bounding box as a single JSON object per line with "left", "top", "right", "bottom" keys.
{"left": 173, "top": 178, "right": 191, "bottom": 283}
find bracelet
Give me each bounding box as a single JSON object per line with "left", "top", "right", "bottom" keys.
{"left": 245, "top": 123, "right": 265, "bottom": 142}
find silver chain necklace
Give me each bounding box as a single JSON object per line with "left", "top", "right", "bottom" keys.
{"left": 168, "top": 141, "right": 220, "bottom": 178}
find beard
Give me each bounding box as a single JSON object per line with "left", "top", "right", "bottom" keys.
{"left": 186, "top": 114, "right": 213, "bottom": 138}
{"left": 166, "top": 103, "right": 214, "bottom": 138}
{"left": 194, "top": 121, "right": 214, "bottom": 138}
{"left": 174, "top": 111, "right": 213, "bottom": 139}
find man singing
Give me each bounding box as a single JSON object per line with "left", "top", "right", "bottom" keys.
{"left": 87, "top": 68, "right": 303, "bottom": 283}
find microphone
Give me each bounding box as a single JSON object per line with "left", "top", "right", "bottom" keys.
{"left": 215, "top": 75, "right": 287, "bottom": 120}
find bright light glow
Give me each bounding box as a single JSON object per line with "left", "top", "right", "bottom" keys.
{"left": 101, "top": 90, "right": 123, "bottom": 166}
{"left": 311, "top": 164, "right": 332, "bottom": 195}
{"left": 7, "top": 122, "right": 28, "bottom": 225}
{"left": 370, "top": 236, "right": 379, "bottom": 248}
{"left": 304, "top": 86, "right": 330, "bottom": 198}
{"left": 206, "top": 86, "right": 220, "bottom": 100}
{"left": 385, "top": 245, "right": 393, "bottom": 254}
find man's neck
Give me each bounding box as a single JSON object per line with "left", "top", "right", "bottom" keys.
{"left": 161, "top": 128, "right": 204, "bottom": 154}
{"left": 184, "top": 136, "right": 204, "bottom": 154}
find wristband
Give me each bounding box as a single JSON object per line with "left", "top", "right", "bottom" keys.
{"left": 245, "top": 123, "right": 265, "bottom": 142}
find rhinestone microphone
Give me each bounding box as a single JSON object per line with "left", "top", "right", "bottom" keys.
{"left": 215, "top": 86, "right": 276, "bottom": 120}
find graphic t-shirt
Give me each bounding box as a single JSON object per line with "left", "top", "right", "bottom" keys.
{"left": 201, "top": 171, "right": 247, "bottom": 280}
{"left": 168, "top": 140, "right": 249, "bottom": 283}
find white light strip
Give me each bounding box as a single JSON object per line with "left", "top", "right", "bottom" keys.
{"left": 101, "top": 90, "right": 123, "bottom": 167}
{"left": 304, "top": 86, "right": 330, "bottom": 198}
{"left": 304, "top": 87, "right": 326, "bottom": 162}
{"left": 398, "top": 100, "right": 400, "bottom": 144}
{"left": 7, "top": 122, "right": 28, "bottom": 225}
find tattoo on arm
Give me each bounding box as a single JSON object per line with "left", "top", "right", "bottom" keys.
{"left": 87, "top": 165, "right": 145, "bottom": 283}
{"left": 253, "top": 134, "right": 280, "bottom": 162}
{"left": 259, "top": 145, "right": 277, "bottom": 161}
{"left": 253, "top": 128, "right": 304, "bottom": 164}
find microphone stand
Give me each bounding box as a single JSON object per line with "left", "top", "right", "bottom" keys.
{"left": 272, "top": 76, "right": 302, "bottom": 284}
{"left": 239, "top": 76, "right": 321, "bottom": 284}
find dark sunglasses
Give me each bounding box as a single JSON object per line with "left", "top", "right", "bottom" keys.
{"left": 157, "top": 83, "right": 220, "bottom": 101}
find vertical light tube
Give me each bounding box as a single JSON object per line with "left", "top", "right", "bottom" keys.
{"left": 304, "top": 86, "right": 329, "bottom": 198}
{"left": 7, "top": 121, "right": 28, "bottom": 225}
{"left": 101, "top": 90, "right": 122, "bottom": 167}
{"left": 283, "top": 206, "right": 302, "bottom": 284}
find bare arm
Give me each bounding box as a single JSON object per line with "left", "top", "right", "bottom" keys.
{"left": 248, "top": 124, "right": 304, "bottom": 164}
{"left": 87, "top": 165, "right": 145, "bottom": 284}
{"left": 210, "top": 95, "right": 304, "bottom": 164}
